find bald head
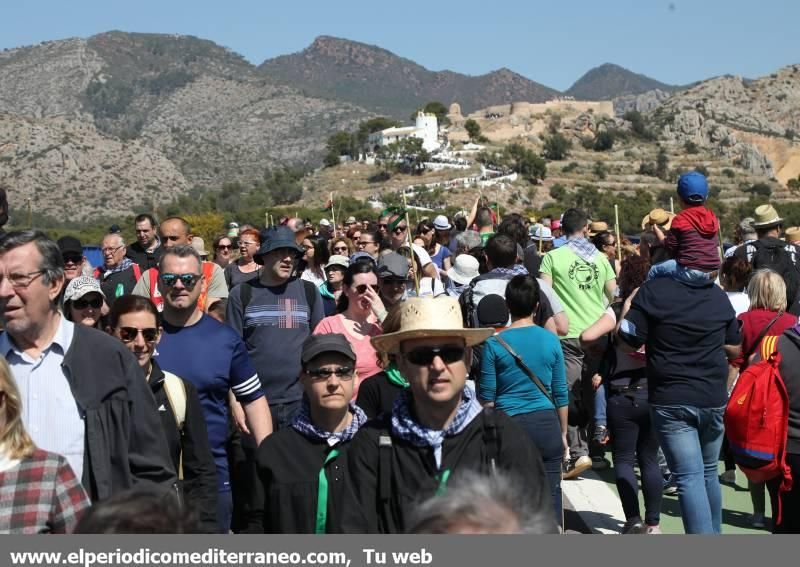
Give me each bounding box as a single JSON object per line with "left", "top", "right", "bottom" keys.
{"left": 160, "top": 217, "right": 193, "bottom": 249}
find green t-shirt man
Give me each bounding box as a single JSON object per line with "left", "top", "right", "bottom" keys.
{"left": 539, "top": 244, "right": 616, "bottom": 339}
{"left": 479, "top": 231, "right": 495, "bottom": 246}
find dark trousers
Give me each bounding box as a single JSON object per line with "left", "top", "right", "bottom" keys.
{"left": 607, "top": 393, "right": 662, "bottom": 526}
{"left": 767, "top": 452, "right": 800, "bottom": 534}
{"left": 216, "top": 490, "right": 233, "bottom": 533}
{"left": 239, "top": 400, "right": 302, "bottom": 533}
{"left": 512, "top": 409, "right": 564, "bottom": 526}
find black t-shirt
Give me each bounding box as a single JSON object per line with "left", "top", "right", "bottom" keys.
{"left": 621, "top": 277, "right": 741, "bottom": 408}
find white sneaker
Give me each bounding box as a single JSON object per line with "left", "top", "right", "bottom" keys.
{"left": 563, "top": 455, "right": 592, "bottom": 480}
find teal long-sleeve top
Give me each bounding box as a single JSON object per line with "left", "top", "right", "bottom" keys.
{"left": 478, "top": 326, "right": 568, "bottom": 416}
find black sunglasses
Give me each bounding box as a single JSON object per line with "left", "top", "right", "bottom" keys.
{"left": 118, "top": 327, "right": 159, "bottom": 343}
{"left": 306, "top": 366, "right": 354, "bottom": 380}
{"left": 393, "top": 226, "right": 408, "bottom": 235}
{"left": 216, "top": 244, "right": 233, "bottom": 250}
{"left": 355, "top": 284, "right": 379, "bottom": 294}
{"left": 405, "top": 345, "right": 465, "bottom": 366}
{"left": 159, "top": 273, "right": 201, "bottom": 288}
{"left": 382, "top": 277, "right": 407, "bottom": 285}
{"left": 63, "top": 254, "right": 82, "bottom": 265}
{"left": 72, "top": 296, "right": 103, "bottom": 310}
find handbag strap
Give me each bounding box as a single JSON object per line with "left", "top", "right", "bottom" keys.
{"left": 745, "top": 310, "right": 784, "bottom": 360}
{"left": 494, "top": 334, "right": 556, "bottom": 408}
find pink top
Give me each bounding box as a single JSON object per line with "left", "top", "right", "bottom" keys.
{"left": 313, "top": 314, "right": 383, "bottom": 383}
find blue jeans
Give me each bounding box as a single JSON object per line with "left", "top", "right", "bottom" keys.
{"left": 648, "top": 259, "right": 714, "bottom": 288}
{"left": 594, "top": 383, "right": 607, "bottom": 427}
{"left": 650, "top": 404, "right": 726, "bottom": 534}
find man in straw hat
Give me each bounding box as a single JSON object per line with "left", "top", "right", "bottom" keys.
{"left": 734, "top": 203, "right": 800, "bottom": 314}
{"left": 342, "top": 297, "right": 550, "bottom": 533}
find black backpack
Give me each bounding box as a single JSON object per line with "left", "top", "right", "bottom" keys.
{"left": 748, "top": 241, "right": 800, "bottom": 307}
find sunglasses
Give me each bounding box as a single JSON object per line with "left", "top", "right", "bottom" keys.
{"left": 382, "top": 277, "right": 407, "bottom": 285}
{"left": 63, "top": 254, "right": 82, "bottom": 265}
{"left": 216, "top": 244, "right": 233, "bottom": 250}
{"left": 378, "top": 223, "right": 389, "bottom": 229}
{"left": 118, "top": 327, "right": 159, "bottom": 343}
{"left": 405, "top": 345, "right": 465, "bottom": 366}
{"left": 333, "top": 246, "right": 349, "bottom": 252}
{"left": 306, "top": 366, "right": 354, "bottom": 380}
{"left": 159, "top": 273, "right": 201, "bottom": 288}
{"left": 393, "top": 226, "right": 408, "bottom": 235}
{"left": 72, "top": 296, "right": 103, "bottom": 310}
{"left": 355, "top": 284, "right": 379, "bottom": 294}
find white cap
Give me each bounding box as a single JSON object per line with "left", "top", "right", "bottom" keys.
{"left": 319, "top": 218, "right": 331, "bottom": 227}
{"left": 64, "top": 275, "right": 105, "bottom": 303}
{"left": 325, "top": 255, "right": 350, "bottom": 270}
{"left": 531, "top": 226, "right": 553, "bottom": 241}
{"left": 447, "top": 254, "right": 480, "bottom": 286}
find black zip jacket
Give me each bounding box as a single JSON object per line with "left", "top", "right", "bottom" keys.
{"left": 126, "top": 241, "right": 164, "bottom": 272}
{"left": 61, "top": 325, "right": 177, "bottom": 501}
{"left": 149, "top": 360, "right": 219, "bottom": 532}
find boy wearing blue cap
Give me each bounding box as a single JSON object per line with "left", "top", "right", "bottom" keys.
{"left": 649, "top": 172, "right": 721, "bottom": 284}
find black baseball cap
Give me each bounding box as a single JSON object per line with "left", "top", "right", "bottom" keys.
{"left": 301, "top": 334, "right": 356, "bottom": 366}
{"left": 57, "top": 236, "right": 83, "bottom": 256}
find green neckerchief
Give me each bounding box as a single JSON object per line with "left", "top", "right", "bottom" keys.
{"left": 435, "top": 469, "right": 451, "bottom": 497}
{"left": 385, "top": 363, "right": 409, "bottom": 388}
{"left": 315, "top": 447, "right": 340, "bottom": 534}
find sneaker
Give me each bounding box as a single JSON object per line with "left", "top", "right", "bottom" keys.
{"left": 720, "top": 469, "right": 737, "bottom": 485}
{"left": 563, "top": 455, "right": 592, "bottom": 480}
{"left": 750, "top": 513, "right": 766, "bottom": 529}
{"left": 662, "top": 473, "right": 678, "bottom": 495}
{"left": 623, "top": 519, "right": 645, "bottom": 534}
{"left": 592, "top": 424, "right": 609, "bottom": 445}
{"left": 645, "top": 525, "right": 662, "bottom": 534}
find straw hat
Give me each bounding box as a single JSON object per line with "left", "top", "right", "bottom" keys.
{"left": 191, "top": 237, "right": 209, "bottom": 257}
{"left": 371, "top": 297, "right": 493, "bottom": 354}
{"left": 641, "top": 208, "right": 675, "bottom": 230}
{"left": 785, "top": 227, "right": 800, "bottom": 243}
{"left": 752, "top": 204, "right": 783, "bottom": 229}
{"left": 588, "top": 221, "right": 609, "bottom": 236}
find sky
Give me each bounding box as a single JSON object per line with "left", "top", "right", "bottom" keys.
{"left": 2, "top": 0, "right": 798, "bottom": 91}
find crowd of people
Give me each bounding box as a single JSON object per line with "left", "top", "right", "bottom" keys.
{"left": 0, "top": 172, "right": 799, "bottom": 535}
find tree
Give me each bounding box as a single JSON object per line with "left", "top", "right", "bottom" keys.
{"left": 379, "top": 137, "right": 429, "bottom": 175}
{"left": 464, "top": 119, "right": 482, "bottom": 141}
{"left": 542, "top": 133, "right": 572, "bottom": 161}
{"left": 593, "top": 130, "right": 615, "bottom": 152}
{"left": 656, "top": 148, "right": 670, "bottom": 180}
{"left": 356, "top": 117, "right": 401, "bottom": 147}
{"left": 324, "top": 131, "right": 355, "bottom": 167}
{"left": 623, "top": 110, "right": 654, "bottom": 140}
{"left": 411, "top": 102, "right": 450, "bottom": 127}
{"left": 594, "top": 161, "right": 607, "bottom": 180}
{"left": 506, "top": 143, "right": 547, "bottom": 183}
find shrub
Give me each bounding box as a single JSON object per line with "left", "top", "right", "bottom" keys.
{"left": 542, "top": 133, "right": 572, "bottom": 161}
{"left": 684, "top": 141, "right": 700, "bottom": 154}
{"left": 593, "top": 131, "right": 615, "bottom": 152}
{"left": 562, "top": 161, "right": 580, "bottom": 173}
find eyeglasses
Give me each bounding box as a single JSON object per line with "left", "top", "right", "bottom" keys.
{"left": 0, "top": 270, "right": 44, "bottom": 290}
{"left": 355, "top": 284, "right": 379, "bottom": 294}
{"left": 239, "top": 241, "right": 258, "bottom": 247}
{"left": 159, "top": 273, "right": 201, "bottom": 288}
{"left": 101, "top": 245, "right": 124, "bottom": 254}
{"left": 118, "top": 327, "right": 159, "bottom": 343}
{"left": 302, "top": 244, "right": 315, "bottom": 251}
{"left": 357, "top": 240, "right": 375, "bottom": 248}
{"left": 393, "top": 226, "right": 408, "bottom": 235}
{"left": 604, "top": 242, "right": 616, "bottom": 248}
{"left": 216, "top": 244, "right": 233, "bottom": 251}
{"left": 63, "top": 254, "right": 83, "bottom": 265}
{"left": 72, "top": 296, "right": 103, "bottom": 310}
{"left": 405, "top": 345, "right": 465, "bottom": 366}
{"left": 306, "top": 366, "right": 355, "bottom": 380}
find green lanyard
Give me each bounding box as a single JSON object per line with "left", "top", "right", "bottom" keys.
{"left": 435, "top": 469, "right": 451, "bottom": 497}
{"left": 315, "top": 448, "right": 340, "bottom": 534}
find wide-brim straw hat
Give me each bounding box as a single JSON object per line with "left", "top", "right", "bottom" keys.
{"left": 753, "top": 204, "right": 784, "bottom": 229}
{"left": 785, "top": 227, "right": 800, "bottom": 243}
{"left": 641, "top": 208, "right": 676, "bottom": 231}
{"left": 588, "top": 221, "right": 609, "bottom": 236}
{"left": 371, "top": 297, "right": 493, "bottom": 354}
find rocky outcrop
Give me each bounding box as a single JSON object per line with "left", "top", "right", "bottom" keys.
{"left": 613, "top": 89, "right": 673, "bottom": 116}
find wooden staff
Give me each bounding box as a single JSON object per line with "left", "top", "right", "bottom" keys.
{"left": 614, "top": 205, "right": 622, "bottom": 261}
{"left": 670, "top": 197, "right": 674, "bottom": 214}
{"left": 265, "top": 212, "right": 269, "bottom": 229}
{"left": 329, "top": 192, "right": 336, "bottom": 236}
{"left": 402, "top": 190, "right": 420, "bottom": 296}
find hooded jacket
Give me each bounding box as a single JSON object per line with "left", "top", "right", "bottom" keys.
{"left": 664, "top": 205, "right": 721, "bottom": 270}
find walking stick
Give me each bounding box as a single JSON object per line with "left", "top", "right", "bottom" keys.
{"left": 329, "top": 192, "right": 336, "bottom": 236}
{"left": 614, "top": 205, "right": 622, "bottom": 261}
{"left": 402, "top": 190, "right": 420, "bottom": 296}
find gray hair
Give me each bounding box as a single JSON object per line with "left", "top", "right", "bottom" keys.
{"left": 103, "top": 233, "right": 125, "bottom": 247}
{"left": 158, "top": 245, "right": 201, "bottom": 273}
{"left": 0, "top": 230, "right": 65, "bottom": 285}
{"left": 406, "top": 470, "right": 558, "bottom": 534}
{"left": 455, "top": 229, "right": 482, "bottom": 253}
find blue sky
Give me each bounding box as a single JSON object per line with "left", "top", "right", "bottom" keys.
{"left": 2, "top": 0, "right": 798, "bottom": 91}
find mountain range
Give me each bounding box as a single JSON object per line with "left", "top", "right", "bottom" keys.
{"left": 0, "top": 31, "right": 794, "bottom": 221}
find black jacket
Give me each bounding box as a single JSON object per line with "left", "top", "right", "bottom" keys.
{"left": 250, "top": 427, "right": 351, "bottom": 534}
{"left": 771, "top": 330, "right": 800, "bottom": 454}
{"left": 61, "top": 325, "right": 177, "bottom": 501}
{"left": 149, "top": 360, "right": 218, "bottom": 532}
{"left": 95, "top": 265, "right": 139, "bottom": 304}
{"left": 355, "top": 372, "right": 404, "bottom": 420}
{"left": 341, "top": 408, "right": 550, "bottom": 533}
{"left": 126, "top": 241, "right": 164, "bottom": 272}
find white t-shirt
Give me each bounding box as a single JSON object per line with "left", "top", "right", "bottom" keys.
{"left": 726, "top": 291, "right": 750, "bottom": 317}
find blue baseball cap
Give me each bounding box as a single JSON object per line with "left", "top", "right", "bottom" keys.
{"left": 677, "top": 171, "right": 709, "bottom": 204}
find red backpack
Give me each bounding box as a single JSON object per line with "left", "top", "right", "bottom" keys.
{"left": 724, "top": 334, "right": 793, "bottom": 522}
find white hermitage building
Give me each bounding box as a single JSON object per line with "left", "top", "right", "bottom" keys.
{"left": 368, "top": 111, "right": 439, "bottom": 153}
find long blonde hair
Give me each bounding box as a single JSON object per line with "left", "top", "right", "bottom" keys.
{"left": 0, "top": 358, "right": 36, "bottom": 460}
